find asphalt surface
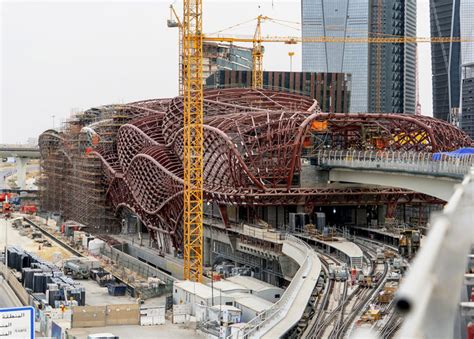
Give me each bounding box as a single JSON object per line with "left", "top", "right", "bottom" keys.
{"left": 0, "top": 164, "right": 39, "bottom": 190}
{"left": 0, "top": 167, "right": 16, "bottom": 189}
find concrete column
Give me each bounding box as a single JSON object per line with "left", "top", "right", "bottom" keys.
{"left": 267, "top": 206, "right": 277, "bottom": 228}
{"left": 378, "top": 205, "right": 386, "bottom": 226}
{"left": 203, "top": 237, "right": 211, "bottom": 266}
{"left": 15, "top": 157, "right": 27, "bottom": 190}
{"left": 356, "top": 207, "right": 367, "bottom": 226}
{"left": 277, "top": 206, "right": 285, "bottom": 229}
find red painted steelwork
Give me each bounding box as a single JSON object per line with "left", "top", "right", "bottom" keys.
{"left": 39, "top": 88, "right": 471, "bottom": 250}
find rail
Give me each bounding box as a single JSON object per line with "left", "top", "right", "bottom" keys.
{"left": 394, "top": 168, "right": 474, "bottom": 338}
{"left": 234, "top": 234, "right": 316, "bottom": 338}
{"left": 312, "top": 150, "right": 474, "bottom": 178}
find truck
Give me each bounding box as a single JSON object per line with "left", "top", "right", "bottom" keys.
{"left": 20, "top": 205, "right": 37, "bottom": 214}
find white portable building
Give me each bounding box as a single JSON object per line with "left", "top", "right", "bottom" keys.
{"left": 173, "top": 280, "right": 233, "bottom": 315}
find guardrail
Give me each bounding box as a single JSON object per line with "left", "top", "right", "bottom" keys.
{"left": 394, "top": 168, "right": 474, "bottom": 338}
{"left": 233, "top": 234, "right": 314, "bottom": 338}
{"left": 313, "top": 150, "right": 474, "bottom": 178}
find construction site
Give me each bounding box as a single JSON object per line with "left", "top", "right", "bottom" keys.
{"left": 2, "top": 1, "right": 474, "bottom": 338}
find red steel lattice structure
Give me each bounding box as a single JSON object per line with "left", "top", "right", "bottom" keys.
{"left": 39, "top": 88, "right": 472, "bottom": 252}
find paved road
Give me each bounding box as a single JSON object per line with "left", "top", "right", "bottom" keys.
{"left": 0, "top": 167, "right": 16, "bottom": 189}
{"left": 0, "top": 164, "right": 39, "bottom": 190}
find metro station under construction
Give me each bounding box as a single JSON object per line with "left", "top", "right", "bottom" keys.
{"left": 38, "top": 87, "right": 471, "bottom": 263}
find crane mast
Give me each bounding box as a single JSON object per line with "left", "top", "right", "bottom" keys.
{"left": 182, "top": 0, "right": 204, "bottom": 282}
{"left": 252, "top": 15, "right": 266, "bottom": 89}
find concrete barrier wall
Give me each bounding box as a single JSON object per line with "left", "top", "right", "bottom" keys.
{"left": 71, "top": 304, "right": 140, "bottom": 328}
{"left": 102, "top": 245, "right": 176, "bottom": 285}
{"left": 0, "top": 262, "right": 29, "bottom": 305}
{"left": 115, "top": 243, "right": 184, "bottom": 280}
{"left": 7, "top": 274, "right": 29, "bottom": 305}
{"left": 105, "top": 303, "right": 140, "bottom": 326}
{"left": 71, "top": 306, "right": 107, "bottom": 328}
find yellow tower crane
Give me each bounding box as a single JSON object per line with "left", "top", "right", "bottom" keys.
{"left": 182, "top": 0, "right": 204, "bottom": 282}
{"left": 203, "top": 33, "right": 471, "bottom": 91}
{"left": 178, "top": 5, "right": 473, "bottom": 282}
{"left": 252, "top": 15, "right": 267, "bottom": 89}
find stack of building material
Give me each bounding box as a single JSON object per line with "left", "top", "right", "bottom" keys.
{"left": 6, "top": 246, "right": 85, "bottom": 308}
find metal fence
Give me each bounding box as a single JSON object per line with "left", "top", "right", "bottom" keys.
{"left": 314, "top": 150, "right": 474, "bottom": 178}
{"left": 233, "top": 234, "right": 315, "bottom": 338}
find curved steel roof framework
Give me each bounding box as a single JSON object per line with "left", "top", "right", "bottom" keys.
{"left": 39, "top": 88, "right": 472, "bottom": 250}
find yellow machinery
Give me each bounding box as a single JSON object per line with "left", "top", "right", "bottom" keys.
{"left": 182, "top": 0, "right": 204, "bottom": 282}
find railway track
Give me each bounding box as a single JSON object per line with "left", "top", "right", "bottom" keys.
{"left": 302, "top": 253, "right": 336, "bottom": 338}
{"left": 330, "top": 239, "right": 391, "bottom": 339}
{"left": 302, "top": 235, "right": 400, "bottom": 339}
{"left": 304, "top": 248, "right": 375, "bottom": 339}
{"left": 307, "top": 280, "right": 348, "bottom": 338}
{"left": 379, "top": 306, "right": 403, "bottom": 338}
{"left": 334, "top": 262, "right": 389, "bottom": 338}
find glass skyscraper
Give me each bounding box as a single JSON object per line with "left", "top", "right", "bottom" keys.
{"left": 302, "top": 0, "right": 417, "bottom": 114}
{"left": 460, "top": 1, "right": 474, "bottom": 137}
{"left": 430, "top": 0, "right": 461, "bottom": 122}
{"left": 431, "top": 0, "right": 474, "bottom": 133}
{"left": 460, "top": 0, "right": 474, "bottom": 66}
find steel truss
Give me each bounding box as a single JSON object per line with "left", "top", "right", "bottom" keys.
{"left": 39, "top": 88, "right": 472, "bottom": 252}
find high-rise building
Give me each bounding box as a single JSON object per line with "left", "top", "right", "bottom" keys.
{"left": 460, "top": 63, "right": 474, "bottom": 138}
{"left": 430, "top": 0, "right": 461, "bottom": 122}
{"left": 460, "top": 0, "right": 474, "bottom": 66}
{"left": 459, "top": 1, "right": 474, "bottom": 137}
{"left": 301, "top": 0, "right": 417, "bottom": 114}
{"left": 206, "top": 70, "right": 352, "bottom": 113}
{"left": 203, "top": 42, "right": 252, "bottom": 83}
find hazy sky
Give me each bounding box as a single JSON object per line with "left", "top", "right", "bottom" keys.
{"left": 1, "top": 0, "right": 433, "bottom": 144}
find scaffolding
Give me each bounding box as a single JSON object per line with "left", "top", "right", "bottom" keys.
{"left": 38, "top": 106, "right": 135, "bottom": 233}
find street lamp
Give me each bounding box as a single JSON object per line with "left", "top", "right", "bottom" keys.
{"left": 288, "top": 52, "right": 295, "bottom": 72}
